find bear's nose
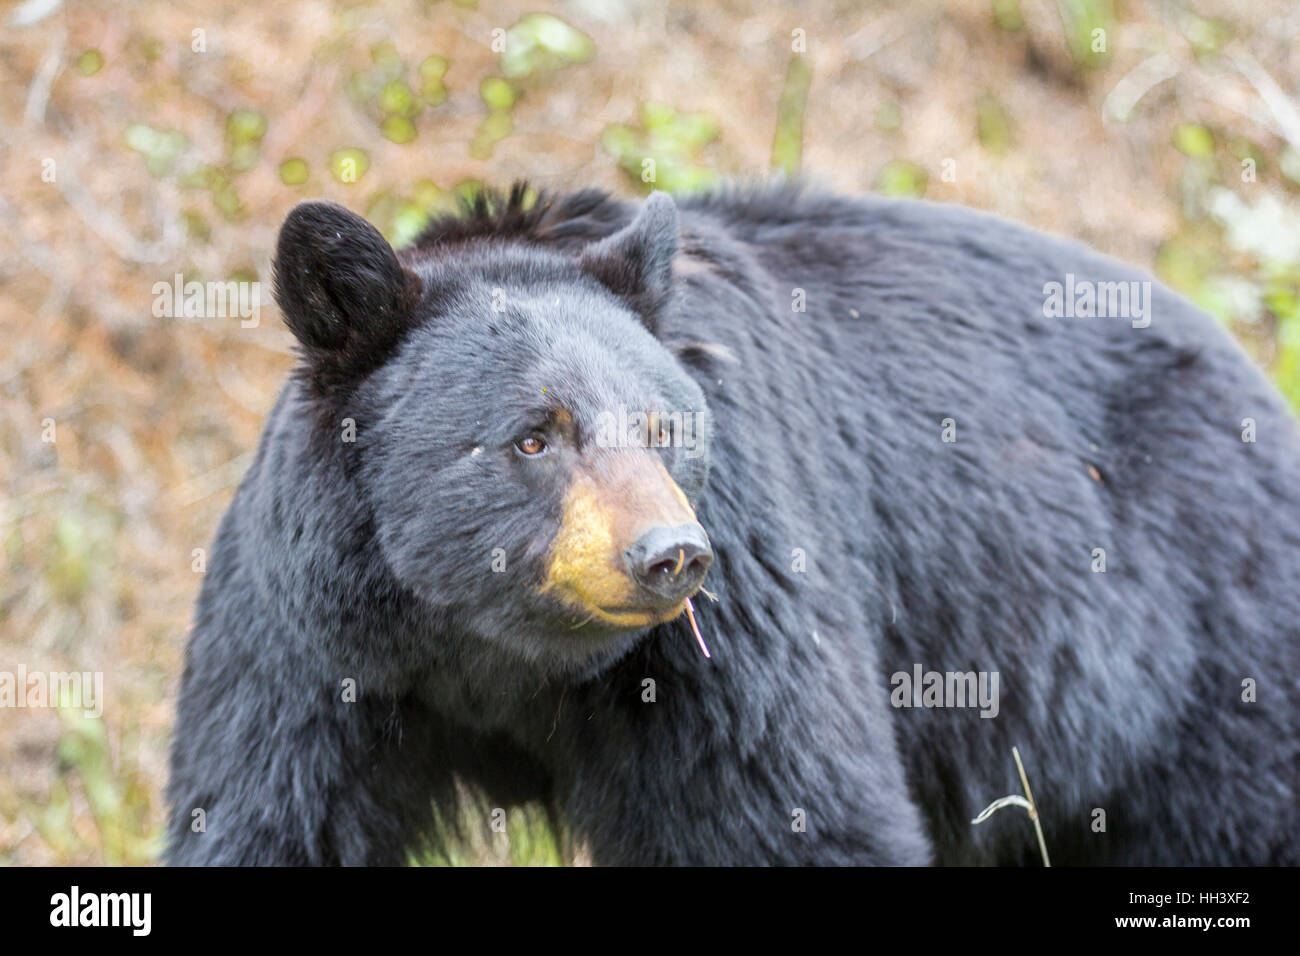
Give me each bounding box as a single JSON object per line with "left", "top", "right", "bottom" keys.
{"left": 624, "top": 524, "right": 713, "bottom": 606}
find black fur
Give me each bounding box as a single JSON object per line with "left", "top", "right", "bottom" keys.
{"left": 166, "top": 182, "right": 1300, "bottom": 865}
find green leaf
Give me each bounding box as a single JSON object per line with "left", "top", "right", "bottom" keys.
{"left": 379, "top": 80, "right": 417, "bottom": 118}
{"left": 1173, "top": 123, "right": 1215, "bottom": 158}
{"left": 279, "top": 158, "right": 309, "bottom": 186}
{"left": 480, "top": 76, "right": 516, "bottom": 112}
{"left": 993, "top": 0, "right": 1024, "bottom": 32}
{"left": 419, "top": 55, "right": 449, "bottom": 105}
{"left": 226, "top": 108, "right": 267, "bottom": 146}
{"left": 501, "top": 13, "right": 595, "bottom": 79}
{"left": 329, "top": 148, "right": 370, "bottom": 184}
{"left": 875, "top": 160, "right": 929, "bottom": 197}
{"left": 75, "top": 49, "right": 104, "bottom": 76}
{"left": 976, "top": 94, "right": 1013, "bottom": 154}
{"left": 124, "top": 124, "right": 187, "bottom": 177}
{"left": 381, "top": 115, "right": 417, "bottom": 144}
{"left": 771, "top": 55, "right": 812, "bottom": 177}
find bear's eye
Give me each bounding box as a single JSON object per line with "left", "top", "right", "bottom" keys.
{"left": 516, "top": 435, "right": 547, "bottom": 456}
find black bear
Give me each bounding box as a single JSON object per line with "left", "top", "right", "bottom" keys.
{"left": 166, "top": 182, "right": 1300, "bottom": 865}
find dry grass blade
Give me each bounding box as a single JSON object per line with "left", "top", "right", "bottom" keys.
{"left": 684, "top": 597, "right": 710, "bottom": 659}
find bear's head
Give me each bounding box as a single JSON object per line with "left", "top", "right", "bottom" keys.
{"left": 273, "top": 192, "right": 714, "bottom": 671}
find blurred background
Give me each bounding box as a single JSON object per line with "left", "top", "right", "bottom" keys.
{"left": 2, "top": 0, "right": 1299, "bottom": 866}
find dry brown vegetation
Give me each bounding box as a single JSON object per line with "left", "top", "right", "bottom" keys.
{"left": 2, "top": 0, "right": 1298, "bottom": 864}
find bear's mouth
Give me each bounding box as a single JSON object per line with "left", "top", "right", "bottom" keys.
{"left": 592, "top": 601, "right": 688, "bottom": 628}
{"left": 545, "top": 575, "right": 697, "bottom": 633}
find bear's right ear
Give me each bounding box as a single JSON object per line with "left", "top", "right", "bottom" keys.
{"left": 273, "top": 201, "right": 421, "bottom": 382}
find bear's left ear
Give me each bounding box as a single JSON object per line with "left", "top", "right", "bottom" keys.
{"left": 579, "top": 191, "right": 678, "bottom": 334}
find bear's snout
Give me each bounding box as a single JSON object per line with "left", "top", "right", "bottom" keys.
{"left": 540, "top": 448, "right": 708, "bottom": 629}
{"left": 624, "top": 523, "right": 713, "bottom": 607}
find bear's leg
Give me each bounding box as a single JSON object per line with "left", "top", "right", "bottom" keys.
{"left": 166, "top": 672, "right": 457, "bottom": 866}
